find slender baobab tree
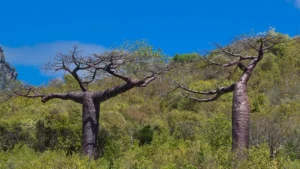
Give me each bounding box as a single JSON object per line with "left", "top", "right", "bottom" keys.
{"left": 176, "top": 32, "right": 282, "bottom": 155}
{"left": 10, "top": 43, "right": 168, "bottom": 158}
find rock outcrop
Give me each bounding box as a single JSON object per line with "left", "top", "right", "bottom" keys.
{"left": 0, "top": 47, "right": 17, "bottom": 88}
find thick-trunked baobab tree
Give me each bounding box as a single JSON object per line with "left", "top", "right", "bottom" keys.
{"left": 12, "top": 43, "right": 168, "bottom": 159}
{"left": 176, "top": 32, "right": 282, "bottom": 156}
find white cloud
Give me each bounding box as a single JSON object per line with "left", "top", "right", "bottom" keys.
{"left": 287, "top": 0, "right": 300, "bottom": 8}
{"left": 1, "top": 41, "right": 106, "bottom": 66}
{"left": 296, "top": 0, "right": 300, "bottom": 8}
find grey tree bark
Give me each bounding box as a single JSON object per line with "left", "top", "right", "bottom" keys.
{"left": 82, "top": 93, "right": 100, "bottom": 157}
{"left": 12, "top": 45, "right": 168, "bottom": 159}
{"left": 232, "top": 77, "right": 251, "bottom": 152}
{"left": 176, "top": 35, "right": 280, "bottom": 154}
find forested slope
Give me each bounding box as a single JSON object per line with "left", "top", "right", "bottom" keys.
{"left": 1, "top": 35, "right": 300, "bottom": 168}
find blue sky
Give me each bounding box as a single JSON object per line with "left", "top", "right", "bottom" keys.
{"left": 0, "top": 0, "right": 300, "bottom": 85}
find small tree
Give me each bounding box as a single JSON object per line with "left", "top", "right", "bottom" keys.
{"left": 10, "top": 42, "right": 168, "bottom": 158}
{"left": 175, "top": 31, "right": 283, "bottom": 155}
{"left": 250, "top": 109, "right": 295, "bottom": 159}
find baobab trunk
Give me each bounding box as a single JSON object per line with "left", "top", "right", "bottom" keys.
{"left": 232, "top": 80, "right": 250, "bottom": 153}
{"left": 82, "top": 92, "right": 100, "bottom": 158}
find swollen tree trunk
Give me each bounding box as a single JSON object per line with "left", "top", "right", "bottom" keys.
{"left": 232, "top": 80, "right": 250, "bottom": 153}
{"left": 82, "top": 92, "right": 100, "bottom": 158}
{"left": 231, "top": 51, "right": 262, "bottom": 154}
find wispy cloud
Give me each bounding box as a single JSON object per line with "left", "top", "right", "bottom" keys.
{"left": 287, "top": 0, "right": 300, "bottom": 8}
{"left": 1, "top": 41, "right": 106, "bottom": 66}
{"left": 296, "top": 0, "right": 300, "bottom": 8}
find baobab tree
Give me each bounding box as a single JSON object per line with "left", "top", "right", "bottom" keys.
{"left": 10, "top": 43, "right": 168, "bottom": 158}
{"left": 175, "top": 32, "right": 283, "bottom": 155}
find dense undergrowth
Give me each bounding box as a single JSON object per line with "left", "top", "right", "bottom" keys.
{"left": 1, "top": 34, "right": 300, "bottom": 168}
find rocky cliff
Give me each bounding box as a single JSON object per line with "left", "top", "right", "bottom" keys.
{"left": 0, "top": 47, "right": 17, "bottom": 88}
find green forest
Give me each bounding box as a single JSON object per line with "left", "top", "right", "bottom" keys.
{"left": 1, "top": 31, "right": 300, "bottom": 169}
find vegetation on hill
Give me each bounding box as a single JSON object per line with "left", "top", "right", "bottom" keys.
{"left": 1, "top": 32, "right": 300, "bottom": 168}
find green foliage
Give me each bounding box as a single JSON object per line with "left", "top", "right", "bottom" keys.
{"left": 173, "top": 53, "right": 200, "bottom": 63}
{"left": 204, "top": 114, "right": 231, "bottom": 150}
{"left": 1, "top": 34, "right": 300, "bottom": 168}
{"left": 136, "top": 125, "right": 154, "bottom": 145}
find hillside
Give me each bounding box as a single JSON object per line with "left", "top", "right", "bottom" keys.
{"left": 1, "top": 34, "right": 300, "bottom": 168}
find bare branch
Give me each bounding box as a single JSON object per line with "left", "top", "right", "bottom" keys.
{"left": 186, "top": 94, "right": 221, "bottom": 102}
{"left": 10, "top": 87, "right": 83, "bottom": 103}
{"left": 176, "top": 82, "right": 217, "bottom": 95}
{"left": 0, "top": 95, "right": 13, "bottom": 102}
{"left": 12, "top": 85, "right": 84, "bottom": 103}
{"left": 92, "top": 82, "right": 136, "bottom": 102}
{"left": 70, "top": 70, "right": 87, "bottom": 92}
{"left": 138, "top": 64, "right": 174, "bottom": 87}
{"left": 215, "top": 43, "right": 256, "bottom": 60}
{"left": 184, "top": 83, "right": 235, "bottom": 102}
{"left": 45, "top": 46, "right": 92, "bottom": 92}
{"left": 82, "top": 69, "right": 98, "bottom": 85}
{"left": 262, "top": 42, "right": 278, "bottom": 50}
{"left": 200, "top": 56, "right": 248, "bottom": 71}
{"left": 13, "top": 87, "right": 44, "bottom": 99}
{"left": 71, "top": 46, "right": 81, "bottom": 67}
{"left": 105, "top": 69, "right": 132, "bottom": 82}
{"left": 246, "top": 41, "right": 260, "bottom": 51}
{"left": 41, "top": 92, "right": 83, "bottom": 103}
{"left": 200, "top": 57, "right": 222, "bottom": 66}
